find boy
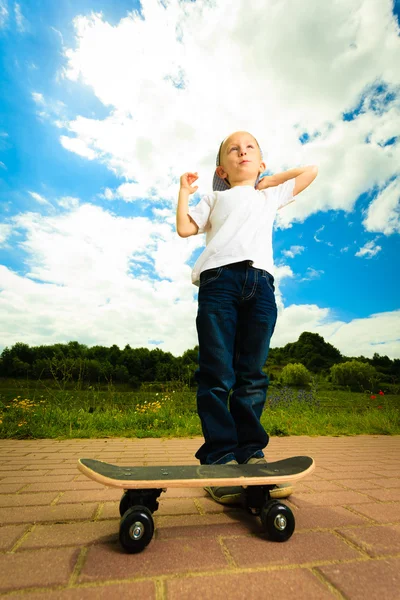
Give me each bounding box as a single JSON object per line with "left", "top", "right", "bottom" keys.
{"left": 177, "top": 131, "right": 318, "bottom": 504}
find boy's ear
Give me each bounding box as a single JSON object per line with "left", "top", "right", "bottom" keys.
{"left": 258, "top": 161, "right": 266, "bottom": 174}
{"left": 216, "top": 165, "right": 228, "bottom": 179}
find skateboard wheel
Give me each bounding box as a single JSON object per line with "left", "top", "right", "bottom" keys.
{"left": 119, "top": 506, "right": 154, "bottom": 553}
{"left": 261, "top": 501, "right": 295, "bottom": 542}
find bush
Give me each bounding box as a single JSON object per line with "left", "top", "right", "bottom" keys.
{"left": 330, "top": 360, "right": 379, "bottom": 390}
{"left": 280, "top": 363, "right": 311, "bottom": 386}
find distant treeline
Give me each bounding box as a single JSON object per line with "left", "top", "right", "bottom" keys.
{"left": 0, "top": 332, "right": 399, "bottom": 388}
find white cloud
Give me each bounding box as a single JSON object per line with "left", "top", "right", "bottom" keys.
{"left": 314, "top": 225, "right": 325, "bottom": 243}
{"left": 0, "top": 202, "right": 398, "bottom": 358}
{"left": 57, "top": 196, "right": 80, "bottom": 210}
{"left": 32, "top": 92, "right": 45, "bottom": 105}
{"left": 313, "top": 225, "right": 333, "bottom": 247}
{"left": 325, "top": 310, "right": 400, "bottom": 359}
{"left": 0, "top": 223, "right": 12, "bottom": 245}
{"left": 28, "top": 191, "right": 52, "bottom": 206}
{"left": 55, "top": 0, "right": 400, "bottom": 233}
{"left": 273, "top": 304, "right": 400, "bottom": 358}
{"left": 282, "top": 245, "right": 305, "bottom": 258}
{"left": 0, "top": 0, "right": 8, "bottom": 28}
{"left": 0, "top": 131, "right": 9, "bottom": 151}
{"left": 355, "top": 238, "right": 382, "bottom": 258}
{"left": 60, "top": 135, "right": 98, "bottom": 160}
{"left": 363, "top": 178, "right": 400, "bottom": 234}
{"left": 0, "top": 204, "right": 199, "bottom": 355}
{"left": 14, "top": 2, "right": 27, "bottom": 32}
{"left": 300, "top": 267, "right": 325, "bottom": 281}
{"left": 32, "top": 92, "right": 67, "bottom": 125}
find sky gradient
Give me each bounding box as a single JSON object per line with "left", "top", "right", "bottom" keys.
{"left": 0, "top": 0, "right": 399, "bottom": 358}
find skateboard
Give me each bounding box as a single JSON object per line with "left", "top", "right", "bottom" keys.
{"left": 78, "top": 455, "right": 314, "bottom": 553}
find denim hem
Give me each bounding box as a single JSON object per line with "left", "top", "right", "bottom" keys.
{"left": 211, "top": 452, "right": 237, "bottom": 465}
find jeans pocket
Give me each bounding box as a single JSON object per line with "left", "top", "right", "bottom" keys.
{"left": 261, "top": 271, "right": 275, "bottom": 292}
{"left": 199, "top": 266, "right": 224, "bottom": 287}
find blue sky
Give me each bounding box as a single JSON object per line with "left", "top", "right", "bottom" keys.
{"left": 0, "top": 0, "right": 399, "bottom": 358}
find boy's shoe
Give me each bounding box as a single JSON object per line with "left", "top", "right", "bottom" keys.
{"left": 245, "top": 456, "right": 293, "bottom": 499}
{"left": 204, "top": 460, "right": 243, "bottom": 505}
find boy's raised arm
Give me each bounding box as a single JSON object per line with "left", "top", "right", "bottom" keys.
{"left": 176, "top": 172, "right": 199, "bottom": 237}
{"left": 257, "top": 165, "right": 318, "bottom": 196}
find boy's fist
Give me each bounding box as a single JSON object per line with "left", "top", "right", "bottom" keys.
{"left": 180, "top": 172, "right": 199, "bottom": 194}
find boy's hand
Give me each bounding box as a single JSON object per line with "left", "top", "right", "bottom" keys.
{"left": 180, "top": 172, "right": 199, "bottom": 194}
{"left": 255, "top": 175, "right": 276, "bottom": 190}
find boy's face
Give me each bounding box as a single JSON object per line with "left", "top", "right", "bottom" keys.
{"left": 216, "top": 131, "right": 265, "bottom": 187}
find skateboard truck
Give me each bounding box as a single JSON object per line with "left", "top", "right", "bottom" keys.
{"left": 118, "top": 484, "right": 295, "bottom": 553}
{"left": 245, "top": 484, "right": 274, "bottom": 515}
{"left": 119, "top": 488, "right": 164, "bottom": 516}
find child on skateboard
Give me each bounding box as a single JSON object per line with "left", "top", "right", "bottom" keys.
{"left": 176, "top": 131, "right": 318, "bottom": 504}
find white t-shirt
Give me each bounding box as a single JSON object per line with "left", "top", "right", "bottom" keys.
{"left": 188, "top": 179, "right": 295, "bottom": 287}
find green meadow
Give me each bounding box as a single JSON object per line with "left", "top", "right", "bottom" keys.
{"left": 0, "top": 377, "right": 399, "bottom": 439}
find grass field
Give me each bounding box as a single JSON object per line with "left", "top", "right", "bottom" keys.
{"left": 0, "top": 377, "right": 399, "bottom": 439}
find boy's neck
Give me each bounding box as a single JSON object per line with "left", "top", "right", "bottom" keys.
{"left": 229, "top": 178, "right": 257, "bottom": 188}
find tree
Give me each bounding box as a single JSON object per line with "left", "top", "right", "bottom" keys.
{"left": 330, "top": 360, "right": 379, "bottom": 390}
{"left": 280, "top": 363, "right": 311, "bottom": 386}
{"left": 283, "top": 332, "right": 342, "bottom": 373}
{"left": 115, "top": 364, "right": 130, "bottom": 383}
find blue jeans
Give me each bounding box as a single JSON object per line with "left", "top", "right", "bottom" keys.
{"left": 194, "top": 260, "right": 277, "bottom": 465}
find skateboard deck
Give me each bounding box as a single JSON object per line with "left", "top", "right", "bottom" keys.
{"left": 78, "top": 455, "right": 314, "bottom": 489}
{"left": 78, "top": 456, "right": 314, "bottom": 552}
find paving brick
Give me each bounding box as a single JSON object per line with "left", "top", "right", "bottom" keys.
{"left": 296, "top": 505, "right": 369, "bottom": 529}
{"left": 8, "top": 581, "right": 157, "bottom": 599}
{"left": 0, "top": 503, "right": 98, "bottom": 525}
{"left": 157, "top": 498, "right": 200, "bottom": 516}
{"left": 57, "top": 489, "right": 121, "bottom": 504}
{"left": 166, "top": 568, "right": 335, "bottom": 599}
{"left": 0, "top": 466, "right": 46, "bottom": 473}
{"left": 338, "top": 524, "right": 400, "bottom": 557}
{"left": 0, "top": 547, "right": 79, "bottom": 593}
{"left": 224, "top": 531, "right": 363, "bottom": 567}
{"left": 371, "top": 469, "right": 400, "bottom": 477}
{"left": 19, "top": 521, "right": 119, "bottom": 549}
{"left": 317, "top": 470, "right": 378, "bottom": 480}
{"left": 79, "top": 538, "right": 228, "bottom": 582}
{"left": 1, "top": 475, "right": 75, "bottom": 484}
{"left": 300, "top": 480, "right": 345, "bottom": 492}
{"left": 332, "top": 478, "right": 377, "bottom": 490}
{"left": 156, "top": 511, "right": 261, "bottom": 539}
{"left": 0, "top": 483, "right": 27, "bottom": 494}
{"left": 197, "top": 497, "right": 240, "bottom": 514}
{"left": 289, "top": 490, "right": 371, "bottom": 508}
{"left": 347, "top": 501, "right": 400, "bottom": 523}
{"left": 22, "top": 481, "right": 105, "bottom": 493}
{"left": 97, "top": 502, "right": 120, "bottom": 520}
{"left": 0, "top": 524, "right": 29, "bottom": 550}
{"left": 0, "top": 492, "right": 59, "bottom": 508}
{"left": 361, "top": 489, "right": 400, "bottom": 502}
{"left": 0, "top": 466, "right": 21, "bottom": 477}
{"left": 366, "top": 478, "right": 400, "bottom": 489}
{"left": 317, "top": 557, "right": 400, "bottom": 600}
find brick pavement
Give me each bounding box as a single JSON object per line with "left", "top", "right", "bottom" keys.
{"left": 0, "top": 435, "right": 399, "bottom": 599}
